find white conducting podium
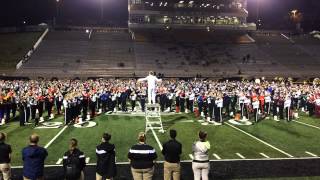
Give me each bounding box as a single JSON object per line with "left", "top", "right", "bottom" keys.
{"left": 145, "top": 104, "right": 164, "bottom": 133}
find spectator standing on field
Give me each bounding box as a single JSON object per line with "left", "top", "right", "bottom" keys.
{"left": 63, "top": 138, "right": 86, "bottom": 180}
{"left": 192, "top": 131, "right": 210, "bottom": 180}
{"left": 22, "top": 133, "right": 48, "bottom": 180}
{"left": 128, "top": 132, "right": 157, "bottom": 180}
{"left": 162, "top": 129, "right": 182, "bottom": 180}
{"left": 0, "top": 132, "right": 12, "bottom": 180}
{"left": 96, "top": 133, "right": 116, "bottom": 180}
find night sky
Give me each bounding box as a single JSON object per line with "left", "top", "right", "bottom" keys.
{"left": 0, "top": 0, "right": 320, "bottom": 30}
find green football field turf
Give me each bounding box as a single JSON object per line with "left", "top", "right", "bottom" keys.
{"left": 0, "top": 111, "right": 320, "bottom": 166}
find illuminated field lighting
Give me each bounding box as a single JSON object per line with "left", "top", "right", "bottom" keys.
{"left": 291, "top": 9, "right": 298, "bottom": 16}
{"left": 179, "top": 1, "right": 184, "bottom": 4}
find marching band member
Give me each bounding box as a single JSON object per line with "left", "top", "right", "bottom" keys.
{"left": 215, "top": 94, "right": 223, "bottom": 123}
{"left": 238, "top": 92, "right": 246, "bottom": 118}
{"left": 188, "top": 90, "right": 195, "bottom": 113}
{"left": 90, "top": 91, "right": 98, "bottom": 118}
{"left": 265, "top": 91, "right": 272, "bottom": 116}
{"left": 258, "top": 92, "right": 265, "bottom": 114}
{"left": 314, "top": 92, "right": 320, "bottom": 118}
{"left": 166, "top": 90, "right": 174, "bottom": 112}
{"left": 63, "top": 95, "right": 69, "bottom": 125}
{"left": 244, "top": 95, "right": 251, "bottom": 120}
{"left": 252, "top": 94, "right": 260, "bottom": 123}
{"left": 130, "top": 91, "right": 137, "bottom": 112}
{"left": 138, "top": 89, "right": 146, "bottom": 112}
{"left": 55, "top": 92, "right": 63, "bottom": 115}
{"left": 207, "top": 91, "right": 214, "bottom": 121}
{"left": 179, "top": 90, "right": 186, "bottom": 113}
{"left": 37, "top": 93, "right": 45, "bottom": 122}
{"left": 284, "top": 95, "right": 292, "bottom": 121}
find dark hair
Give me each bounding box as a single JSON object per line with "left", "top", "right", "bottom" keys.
{"left": 70, "top": 138, "right": 78, "bottom": 150}
{"left": 29, "top": 133, "right": 39, "bottom": 144}
{"left": 102, "top": 133, "right": 111, "bottom": 142}
{"left": 170, "top": 129, "right": 177, "bottom": 139}
{"left": 0, "top": 132, "right": 6, "bottom": 142}
{"left": 198, "top": 131, "right": 207, "bottom": 142}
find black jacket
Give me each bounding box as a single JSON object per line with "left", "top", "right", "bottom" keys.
{"left": 96, "top": 142, "right": 116, "bottom": 178}
{"left": 63, "top": 148, "right": 86, "bottom": 171}
{"left": 0, "top": 142, "right": 11, "bottom": 163}
{"left": 162, "top": 139, "right": 182, "bottom": 163}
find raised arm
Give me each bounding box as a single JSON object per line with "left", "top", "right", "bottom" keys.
{"left": 137, "top": 77, "right": 147, "bottom": 82}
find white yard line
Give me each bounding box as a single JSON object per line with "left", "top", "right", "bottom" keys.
{"left": 149, "top": 124, "right": 163, "bottom": 150}
{"left": 236, "top": 153, "right": 245, "bottom": 159}
{"left": 226, "top": 122, "right": 294, "bottom": 158}
{"left": 305, "top": 151, "right": 318, "bottom": 157}
{"left": 179, "top": 120, "right": 194, "bottom": 123}
{"left": 85, "top": 157, "right": 90, "bottom": 164}
{"left": 44, "top": 125, "right": 68, "bottom": 149}
{"left": 260, "top": 153, "right": 270, "bottom": 158}
{"left": 213, "top": 153, "right": 221, "bottom": 160}
{"left": 292, "top": 120, "right": 320, "bottom": 130}
{"left": 56, "top": 158, "right": 63, "bottom": 165}
{"left": 281, "top": 33, "right": 295, "bottom": 43}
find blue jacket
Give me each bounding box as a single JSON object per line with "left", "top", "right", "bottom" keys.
{"left": 22, "top": 145, "right": 48, "bottom": 179}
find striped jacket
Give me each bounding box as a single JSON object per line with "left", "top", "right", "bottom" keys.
{"left": 128, "top": 143, "right": 157, "bottom": 169}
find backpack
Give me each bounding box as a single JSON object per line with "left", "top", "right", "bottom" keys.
{"left": 65, "top": 153, "right": 81, "bottom": 180}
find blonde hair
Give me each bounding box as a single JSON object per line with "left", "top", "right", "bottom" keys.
{"left": 138, "top": 132, "right": 146, "bottom": 142}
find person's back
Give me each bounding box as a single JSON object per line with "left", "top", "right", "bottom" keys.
{"left": 63, "top": 138, "right": 86, "bottom": 180}
{"left": 0, "top": 132, "right": 12, "bottom": 180}
{"left": 128, "top": 132, "right": 157, "bottom": 180}
{"left": 162, "top": 129, "right": 182, "bottom": 180}
{"left": 96, "top": 133, "right": 116, "bottom": 180}
{"left": 22, "top": 134, "right": 48, "bottom": 180}
{"left": 192, "top": 131, "right": 210, "bottom": 180}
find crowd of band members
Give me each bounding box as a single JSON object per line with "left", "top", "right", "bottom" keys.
{"left": 0, "top": 78, "right": 320, "bottom": 126}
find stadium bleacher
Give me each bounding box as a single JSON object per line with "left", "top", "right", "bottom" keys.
{"left": 15, "top": 30, "right": 320, "bottom": 78}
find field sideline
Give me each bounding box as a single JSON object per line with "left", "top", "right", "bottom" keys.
{"left": 0, "top": 111, "right": 320, "bottom": 167}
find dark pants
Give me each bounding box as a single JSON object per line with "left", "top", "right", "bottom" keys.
{"left": 254, "top": 108, "right": 258, "bottom": 122}
{"left": 141, "top": 99, "right": 146, "bottom": 112}
{"left": 82, "top": 107, "right": 88, "bottom": 120}
{"left": 131, "top": 100, "right": 136, "bottom": 111}
{"left": 90, "top": 102, "right": 96, "bottom": 118}
{"left": 189, "top": 100, "right": 194, "bottom": 113}
{"left": 180, "top": 99, "right": 185, "bottom": 113}
{"left": 279, "top": 106, "right": 284, "bottom": 119}
{"left": 31, "top": 105, "right": 37, "bottom": 120}
{"left": 101, "top": 100, "right": 107, "bottom": 112}
{"left": 240, "top": 103, "right": 245, "bottom": 117}
{"left": 26, "top": 107, "right": 30, "bottom": 122}
{"left": 56, "top": 101, "right": 62, "bottom": 115}
{"left": 38, "top": 102, "right": 44, "bottom": 117}
{"left": 12, "top": 103, "right": 17, "bottom": 118}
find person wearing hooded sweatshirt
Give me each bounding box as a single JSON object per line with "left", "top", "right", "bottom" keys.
{"left": 192, "top": 131, "right": 210, "bottom": 180}
{"left": 22, "top": 133, "right": 48, "bottom": 180}
{"left": 96, "top": 132, "right": 116, "bottom": 180}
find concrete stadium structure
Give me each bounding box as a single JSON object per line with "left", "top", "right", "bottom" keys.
{"left": 15, "top": 28, "right": 320, "bottom": 79}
